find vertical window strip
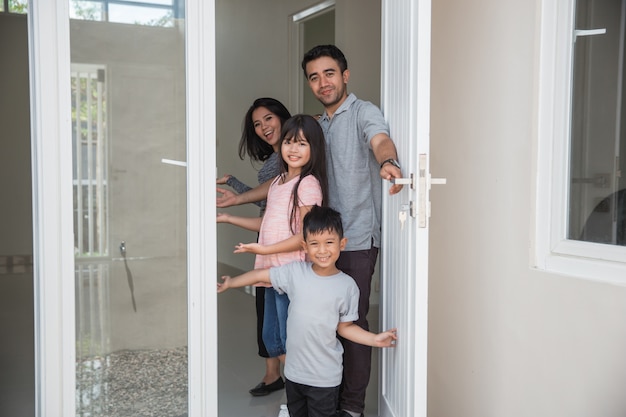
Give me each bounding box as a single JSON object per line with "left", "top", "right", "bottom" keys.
{"left": 96, "top": 70, "right": 106, "bottom": 255}
{"left": 72, "top": 66, "right": 108, "bottom": 258}
{"left": 74, "top": 72, "right": 84, "bottom": 255}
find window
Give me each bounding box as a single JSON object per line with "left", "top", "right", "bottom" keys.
{"left": 536, "top": 0, "right": 626, "bottom": 284}
{"left": 569, "top": 0, "right": 625, "bottom": 247}
{"left": 0, "top": 0, "right": 27, "bottom": 13}
{"left": 1, "top": 0, "right": 180, "bottom": 25}
{"left": 70, "top": 0, "right": 182, "bottom": 27}
{"left": 72, "top": 64, "right": 109, "bottom": 258}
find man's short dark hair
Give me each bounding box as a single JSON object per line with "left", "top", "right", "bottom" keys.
{"left": 303, "top": 205, "right": 344, "bottom": 240}
{"left": 301, "top": 44, "right": 348, "bottom": 77}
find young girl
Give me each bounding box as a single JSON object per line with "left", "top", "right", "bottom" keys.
{"left": 216, "top": 98, "right": 291, "bottom": 396}
{"left": 217, "top": 114, "right": 329, "bottom": 363}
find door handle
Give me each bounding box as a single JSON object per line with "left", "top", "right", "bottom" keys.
{"left": 418, "top": 154, "right": 446, "bottom": 227}
{"left": 391, "top": 174, "right": 414, "bottom": 188}
{"left": 390, "top": 154, "right": 446, "bottom": 224}
{"left": 390, "top": 174, "right": 447, "bottom": 189}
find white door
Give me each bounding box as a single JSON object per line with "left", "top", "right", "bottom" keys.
{"left": 29, "top": 1, "right": 217, "bottom": 416}
{"left": 380, "top": 1, "right": 436, "bottom": 416}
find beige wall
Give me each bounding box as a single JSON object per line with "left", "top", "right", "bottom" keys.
{"left": 428, "top": 1, "right": 626, "bottom": 416}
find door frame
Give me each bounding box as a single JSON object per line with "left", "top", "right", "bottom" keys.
{"left": 29, "top": 1, "right": 430, "bottom": 416}
{"left": 379, "top": 0, "right": 431, "bottom": 416}
{"left": 29, "top": 1, "right": 75, "bottom": 414}
{"left": 28, "top": 0, "right": 218, "bottom": 415}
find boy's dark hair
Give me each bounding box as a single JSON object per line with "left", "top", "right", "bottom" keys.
{"left": 301, "top": 44, "right": 348, "bottom": 77}
{"left": 303, "top": 205, "right": 344, "bottom": 240}
{"left": 240, "top": 97, "right": 291, "bottom": 162}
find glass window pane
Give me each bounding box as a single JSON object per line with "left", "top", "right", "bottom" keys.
{"left": 132, "top": 0, "right": 174, "bottom": 5}
{"left": 70, "top": 4, "right": 188, "bottom": 416}
{"left": 109, "top": 4, "right": 173, "bottom": 27}
{"left": 70, "top": 1, "right": 105, "bottom": 21}
{"left": 8, "top": 0, "right": 27, "bottom": 13}
{"left": 569, "top": 0, "right": 626, "bottom": 246}
{"left": 69, "top": 0, "right": 176, "bottom": 25}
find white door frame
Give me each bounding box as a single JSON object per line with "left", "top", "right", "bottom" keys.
{"left": 29, "top": 1, "right": 75, "bottom": 414}
{"left": 28, "top": 0, "right": 218, "bottom": 415}
{"left": 30, "top": 1, "right": 431, "bottom": 416}
{"left": 379, "top": 0, "right": 431, "bottom": 416}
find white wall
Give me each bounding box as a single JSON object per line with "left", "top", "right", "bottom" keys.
{"left": 428, "top": 1, "right": 626, "bottom": 417}
{"left": 335, "top": 0, "right": 381, "bottom": 106}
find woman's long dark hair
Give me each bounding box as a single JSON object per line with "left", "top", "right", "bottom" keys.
{"left": 278, "top": 114, "right": 329, "bottom": 234}
{"left": 239, "top": 98, "right": 291, "bottom": 162}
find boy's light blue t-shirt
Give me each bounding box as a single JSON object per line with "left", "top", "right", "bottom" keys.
{"left": 270, "top": 261, "right": 359, "bottom": 388}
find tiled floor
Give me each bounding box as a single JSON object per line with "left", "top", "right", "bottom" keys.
{"left": 218, "top": 286, "right": 380, "bottom": 417}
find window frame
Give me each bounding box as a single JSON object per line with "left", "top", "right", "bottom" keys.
{"left": 535, "top": 0, "right": 626, "bottom": 286}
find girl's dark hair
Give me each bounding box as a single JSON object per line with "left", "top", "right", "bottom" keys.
{"left": 303, "top": 205, "right": 343, "bottom": 241}
{"left": 301, "top": 44, "right": 348, "bottom": 77}
{"left": 239, "top": 98, "right": 291, "bottom": 162}
{"left": 278, "top": 114, "right": 329, "bottom": 234}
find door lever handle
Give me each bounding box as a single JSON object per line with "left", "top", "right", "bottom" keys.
{"left": 430, "top": 177, "right": 447, "bottom": 186}
{"left": 391, "top": 174, "right": 414, "bottom": 188}
{"left": 391, "top": 174, "right": 446, "bottom": 189}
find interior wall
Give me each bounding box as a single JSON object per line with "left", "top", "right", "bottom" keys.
{"left": 0, "top": 13, "right": 35, "bottom": 417}
{"left": 215, "top": 0, "right": 382, "bottom": 274}
{"left": 335, "top": 0, "right": 381, "bottom": 107}
{"left": 0, "top": 14, "right": 35, "bottom": 417}
{"left": 428, "top": 1, "right": 626, "bottom": 417}
{"left": 302, "top": 9, "right": 335, "bottom": 116}
{"left": 0, "top": 14, "right": 32, "bottom": 256}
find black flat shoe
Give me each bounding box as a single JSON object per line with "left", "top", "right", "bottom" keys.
{"left": 249, "top": 377, "right": 285, "bottom": 396}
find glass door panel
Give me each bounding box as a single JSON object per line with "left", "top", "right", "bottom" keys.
{"left": 70, "top": 3, "right": 188, "bottom": 416}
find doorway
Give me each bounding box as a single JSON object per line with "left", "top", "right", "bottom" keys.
{"left": 28, "top": 0, "right": 433, "bottom": 416}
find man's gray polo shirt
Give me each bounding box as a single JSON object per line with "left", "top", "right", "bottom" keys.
{"left": 318, "top": 93, "right": 390, "bottom": 251}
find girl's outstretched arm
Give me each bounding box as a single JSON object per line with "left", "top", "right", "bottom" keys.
{"left": 217, "top": 268, "right": 271, "bottom": 293}
{"left": 216, "top": 212, "right": 262, "bottom": 232}
{"left": 234, "top": 204, "right": 314, "bottom": 255}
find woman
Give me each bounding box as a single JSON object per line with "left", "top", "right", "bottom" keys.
{"left": 217, "top": 97, "right": 291, "bottom": 396}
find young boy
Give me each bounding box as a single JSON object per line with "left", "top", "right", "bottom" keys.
{"left": 217, "top": 205, "right": 397, "bottom": 417}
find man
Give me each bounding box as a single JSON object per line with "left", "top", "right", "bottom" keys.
{"left": 301, "top": 44, "right": 402, "bottom": 417}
